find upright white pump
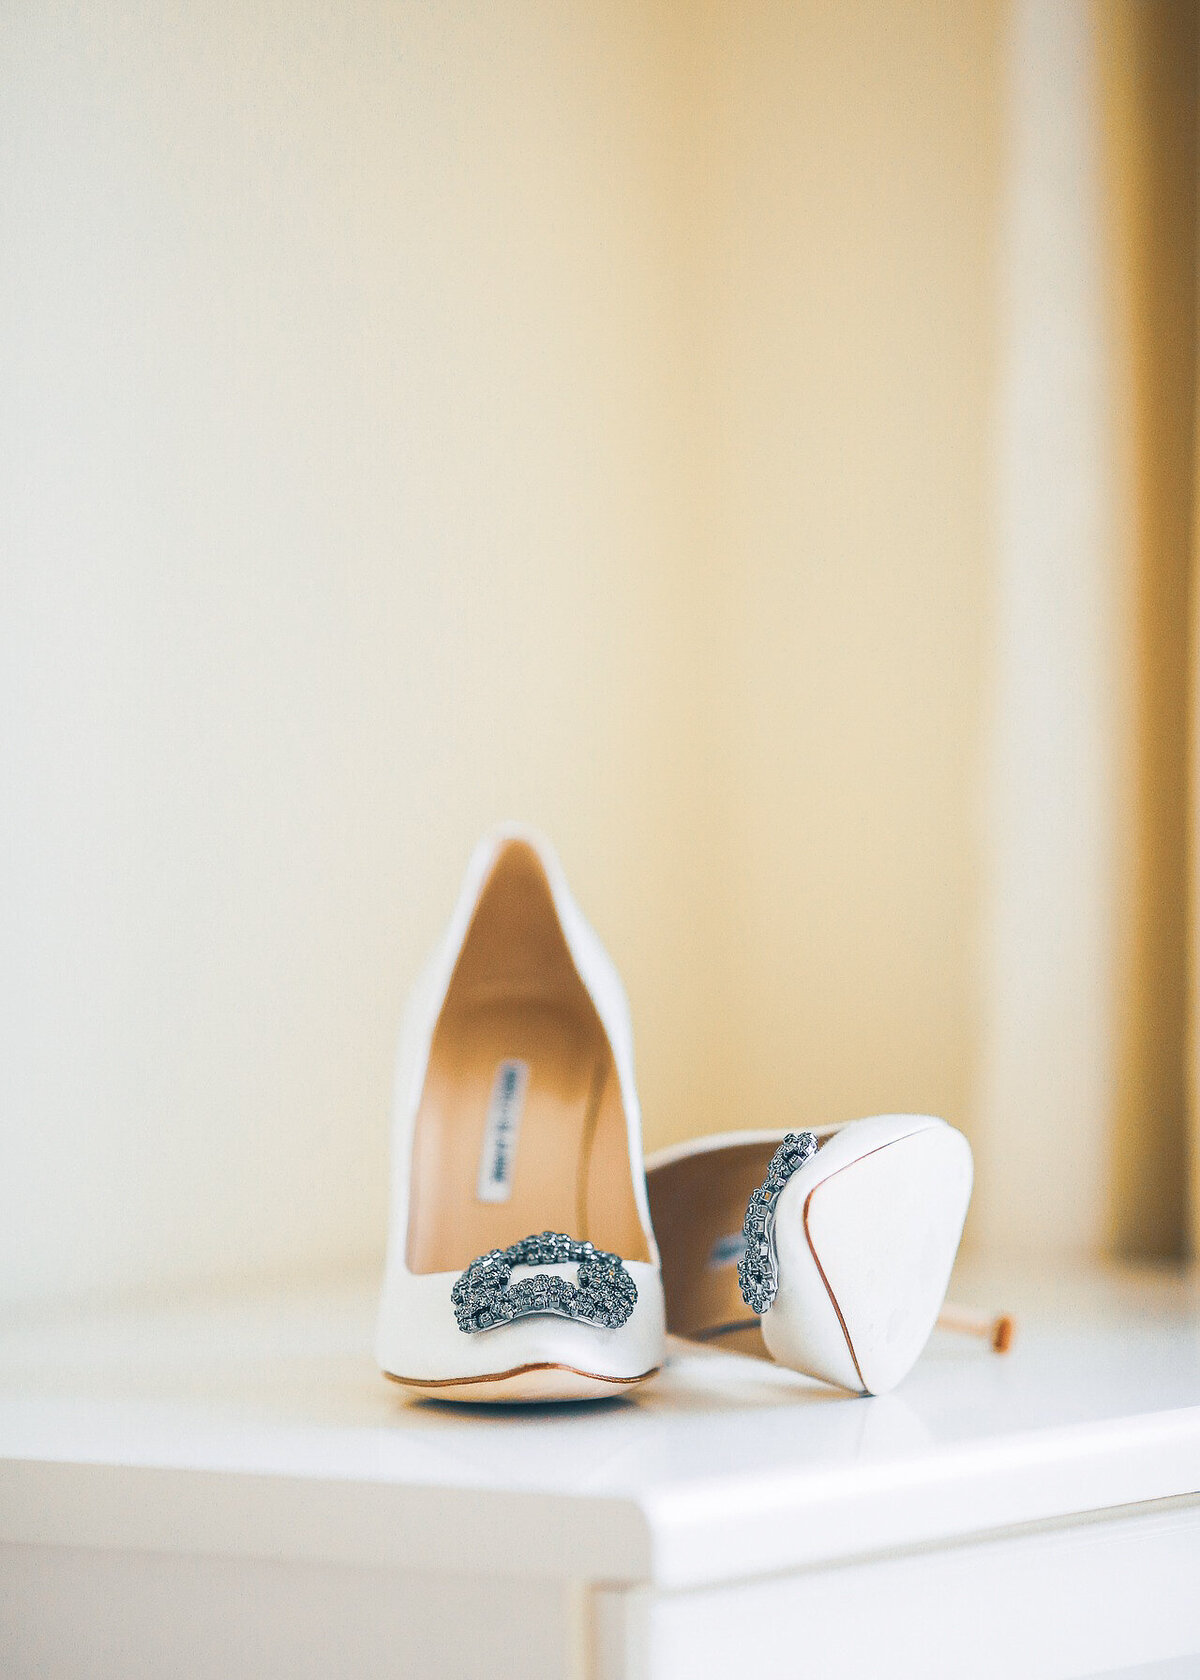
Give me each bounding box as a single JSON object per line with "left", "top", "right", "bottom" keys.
{"left": 376, "top": 826, "right": 665, "bottom": 1402}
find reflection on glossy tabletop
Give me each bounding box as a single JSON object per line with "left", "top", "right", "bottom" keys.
{"left": 2, "top": 1261, "right": 1198, "bottom": 1588}
{"left": 2, "top": 1263, "right": 1197, "bottom": 1479}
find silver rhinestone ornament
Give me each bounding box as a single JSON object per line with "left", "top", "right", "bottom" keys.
{"left": 452, "top": 1232, "right": 638, "bottom": 1335}
{"left": 737, "top": 1131, "right": 819, "bottom": 1315}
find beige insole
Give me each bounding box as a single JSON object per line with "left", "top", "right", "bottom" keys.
{"left": 405, "top": 838, "right": 650, "bottom": 1276}
{"left": 407, "top": 998, "right": 648, "bottom": 1273}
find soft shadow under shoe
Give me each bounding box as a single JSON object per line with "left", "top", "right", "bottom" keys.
{"left": 646, "top": 1116, "right": 973, "bottom": 1396}
{"left": 376, "top": 826, "right": 665, "bottom": 1402}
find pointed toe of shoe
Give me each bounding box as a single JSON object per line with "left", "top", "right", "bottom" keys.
{"left": 377, "top": 1264, "right": 665, "bottom": 1402}
{"left": 766, "top": 1117, "right": 973, "bottom": 1394}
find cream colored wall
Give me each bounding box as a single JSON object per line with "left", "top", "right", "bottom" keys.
{"left": 0, "top": 0, "right": 713, "bottom": 1305}
{"left": 975, "top": 0, "right": 1122, "bottom": 1259}
{"left": 1, "top": 0, "right": 1005, "bottom": 1306}
{"left": 695, "top": 1, "right": 1003, "bottom": 1153}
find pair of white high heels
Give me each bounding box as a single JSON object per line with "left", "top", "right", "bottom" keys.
{"left": 377, "top": 827, "right": 981, "bottom": 1403}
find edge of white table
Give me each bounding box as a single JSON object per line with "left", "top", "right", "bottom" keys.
{"left": 2, "top": 1262, "right": 1199, "bottom": 1679}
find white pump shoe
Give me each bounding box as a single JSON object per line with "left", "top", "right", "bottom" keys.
{"left": 647, "top": 1115, "right": 974, "bottom": 1395}
{"left": 376, "top": 826, "right": 665, "bottom": 1402}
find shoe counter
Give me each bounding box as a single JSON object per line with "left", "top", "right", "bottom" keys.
{"left": 1, "top": 1263, "right": 1198, "bottom": 1680}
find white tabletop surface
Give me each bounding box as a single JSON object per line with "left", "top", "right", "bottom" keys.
{"left": 2, "top": 1263, "right": 1198, "bottom": 1590}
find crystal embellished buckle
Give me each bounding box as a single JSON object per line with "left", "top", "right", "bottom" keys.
{"left": 737, "top": 1131, "right": 819, "bottom": 1315}
{"left": 452, "top": 1232, "right": 638, "bottom": 1335}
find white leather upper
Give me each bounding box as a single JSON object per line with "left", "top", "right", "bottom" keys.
{"left": 783, "top": 1118, "right": 973, "bottom": 1393}
{"left": 647, "top": 1114, "right": 973, "bottom": 1395}
{"left": 376, "top": 825, "right": 665, "bottom": 1384}
{"left": 763, "top": 1114, "right": 947, "bottom": 1391}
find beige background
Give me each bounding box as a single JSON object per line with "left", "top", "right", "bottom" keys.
{"left": 10, "top": 0, "right": 1178, "bottom": 1308}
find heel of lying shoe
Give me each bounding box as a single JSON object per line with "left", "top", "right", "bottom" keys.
{"left": 938, "top": 1301, "right": 1015, "bottom": 1353}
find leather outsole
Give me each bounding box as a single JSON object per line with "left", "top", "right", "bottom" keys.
{"left": 383, "top": 1362, "right": 660, "bottom": 1404}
